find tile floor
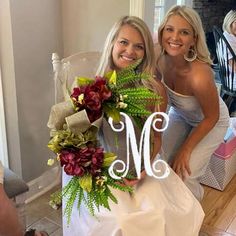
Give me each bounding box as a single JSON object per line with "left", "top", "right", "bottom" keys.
{"left": 25, "top": 186, "right": 62, "bottom": 236}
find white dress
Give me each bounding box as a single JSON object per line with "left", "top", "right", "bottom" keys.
{"left": 62, "top": 119, "right": 205, "bottom": 236}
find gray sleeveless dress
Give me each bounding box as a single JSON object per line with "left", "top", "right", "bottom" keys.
{"left": 162, "top": 81, "right": 229, "bottom": 200}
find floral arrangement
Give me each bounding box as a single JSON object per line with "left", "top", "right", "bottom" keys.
{"left": 47, "top": 61, "right": 162, "bottom": 224}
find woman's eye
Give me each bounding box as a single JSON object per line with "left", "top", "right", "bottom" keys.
{"left": 165, "top": 27, "right": 173, "bottom": 32}
{"left": 135, "top": 45, "right": 144, "bottom": 50}
{"left": 181, "top": 30, "right": 190, "bottom": 35}
{"left": 119, "top": 40, "right": 128, "bottom": 45}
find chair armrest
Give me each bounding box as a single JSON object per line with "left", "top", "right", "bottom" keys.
{"left": 3, "top": 168, "right": 29, "bottom": 199}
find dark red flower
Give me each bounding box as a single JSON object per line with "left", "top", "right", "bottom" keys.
{"left": 86, "top": 110, "right": 102, "bottom": 123}
{"left": 74, "top": 165, "right": 85, "bottom": 176}
{"left": 71, "top": 87, "right": 82, "bottom": 99}
{"left": 59, "top": 147, "right": 104, "bottom": 177}
{"left": 69, "top": 77, "right": 112, "bottom": 123}
{"left": 84, "top": 91, "right": 101, "bottom": 111}
{"left": 60, "top": 150, "right": 75, "bottom": 166}
{"left": 64, "top": 163, "right": 74, "bottom": 175}
{"left": 92, "top": 78, "right": 112, "bottom": 101}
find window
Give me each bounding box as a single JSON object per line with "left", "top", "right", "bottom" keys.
{"left": 154, "top": 0, "right": 164, "bottom": 32}
{"left": 153, "top": 0, "right": 193, "bottom": 32}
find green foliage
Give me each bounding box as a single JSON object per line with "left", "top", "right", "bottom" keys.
{"left": 48, "top": 126, "right": 98, "bottom": 153}
{"left": 104, "top": 59, "right": 162, "bottom": 122}
{"left": 52, "top": 167, "right": 133, "bottom": 225}
{"left": 48, "top": 60, "right": 163, "bottom": 224}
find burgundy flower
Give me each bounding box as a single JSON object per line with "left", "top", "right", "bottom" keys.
{"left": 64, "top": 163, "right": 74, "bottom": 175}
{"left": 100, "top": 86, "right": 112, "bottom": 101}
{"left": 60, "top": 150, "right": 75, "bottom": 166}
{"left": 92, "top": 78, "right": 112, "bottom": 101}
{"left": 86, "top": 109, "right": 102, "bottom": 123}
{"left": 84, "top": 90, "right": 101, "bottom": 111}
{"left": 59, "top": 147, "right": 104, "bottom": 177}
{"left": 69, "top": 77, "right": 112, "bottom": 123}
{"left": 74, "top": 165, "right": 85, "bottom": 176}
{"left": 71, "top": 87, "right": 82, "bottom": 99}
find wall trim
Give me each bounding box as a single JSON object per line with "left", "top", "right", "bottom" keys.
{"left": 0, "top": 66, "right": 8, "bottom": 167}
{"left": 129, "top": 0, "right": 145, "bottom": 19}
{"left": 25, "top": 166, "right": 61, "bottom": 204}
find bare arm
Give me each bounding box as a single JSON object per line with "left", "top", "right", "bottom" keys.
{"left": 172, "top": 64, "right": 219, "bottom": 179}
{"left": 0, "top": 184, "right": 24, "bottom": 236}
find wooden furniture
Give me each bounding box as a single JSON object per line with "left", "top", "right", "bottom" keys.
{"left": 52, "top": 51, "right": 101, "bottom": 103}
{"left": 213, "top": 26, "right": 236, "bottom": 114}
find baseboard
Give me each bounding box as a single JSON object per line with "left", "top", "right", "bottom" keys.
{"left": 25, "top": 166, "right": 61, "bottom": 204}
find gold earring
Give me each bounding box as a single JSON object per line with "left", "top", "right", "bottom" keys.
{"left": 184, "top": 47, "right": 197, "bottom": 62}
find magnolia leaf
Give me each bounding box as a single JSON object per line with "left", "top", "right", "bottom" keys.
{"left": 75, "top": 77, "right": 94, "bottom": 86}
{"left": 79, "top": 174, "right": 92, "bottom": 192}
{"left": 103, "top": 104, "right": 120, "bottom": 123}
{"left": 47, "top": 141, "right": 61, "bottom": 153}
{"left": 105, "top": 70, "right": 117, "bottom": 85}
{"left": 102, "top": 152, "right": 117, "bottom": 167}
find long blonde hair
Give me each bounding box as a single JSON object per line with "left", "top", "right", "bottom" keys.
{"left": 157, "top": 5, "right": 212, "bottom": 65}
{"left": 96, "top": 16, "right": 155, "bottom": 76}
{"left": 96, "top": 15, "right": 162, "bottom": 93}
{"left": 223, "top": 10, "right": 236, "bottom": 34}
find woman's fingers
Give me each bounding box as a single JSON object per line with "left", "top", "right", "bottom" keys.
{"left": 172, "top": 160, "right": 191, "bottom": 181}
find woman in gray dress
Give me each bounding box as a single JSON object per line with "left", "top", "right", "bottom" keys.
{"left": 156, "top": 5, "right": 229, "bottom": 201}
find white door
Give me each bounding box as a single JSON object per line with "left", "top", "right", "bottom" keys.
{"left": 0, "top": 66, "right": 9, "bottom": 167}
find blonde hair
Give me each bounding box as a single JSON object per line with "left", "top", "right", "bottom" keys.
{"left": 157, "top": 5, "right": 212, "bottom": 64}
{"left": 223, "top": 10, "right": 236, "bottom": 34}
{"left": 96, "top": 15, "right": 162, "bottom": 94}
{"left": 96, "top": 16, "right": 156, "bottom": 77}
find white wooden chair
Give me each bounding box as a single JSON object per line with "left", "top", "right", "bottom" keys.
{"left": 48, "top": 51, "right": 101, "bottom": 212}
{"left": 52, "top": 51, "right": 101, "bottom": 103}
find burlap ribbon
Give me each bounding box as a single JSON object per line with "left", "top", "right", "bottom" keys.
{"left": 47, "top": 100, "right": 103, "bottom": 134}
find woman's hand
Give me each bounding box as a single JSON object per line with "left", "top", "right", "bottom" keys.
{"left": 122, "top": 170, "right": 146, "bottom": 187}
{"left": 172, "top": 149, "right": 192, "bottom": 181}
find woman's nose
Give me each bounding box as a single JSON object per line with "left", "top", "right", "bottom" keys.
{"left": 126, "top": 45, "right": 135, "bottom": 54}
{"left": 171, "top": 31, "right": 179, "bottom": 40}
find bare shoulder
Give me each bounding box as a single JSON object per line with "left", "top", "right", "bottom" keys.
{"left": 191, "top": 61, "right": 214, "bottom": 87}
{"left": 190, "top": 61, "right": 217, "bottom": 97}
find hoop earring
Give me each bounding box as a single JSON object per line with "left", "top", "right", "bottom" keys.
{"left": 184, "top": 47, "right": 197, "bottom": 62}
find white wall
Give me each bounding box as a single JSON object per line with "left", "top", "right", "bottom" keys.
{"left": 0, "top": 0, "right": 129, "bottom": 181}
{"left": 0, "top": 0, "right": 63, "bottom": 181}
{"left": 0, "top": 0, "right": 22, "bottom": 175}
{"left": 62, "top": 0, "right": 129, "bottom": 56}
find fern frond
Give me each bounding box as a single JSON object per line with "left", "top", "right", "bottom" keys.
{"left": 63, "top": 177, "right": 80, "bottom": 225}
{"left": 116, "top": 74, "right": 142, "bottom": 88}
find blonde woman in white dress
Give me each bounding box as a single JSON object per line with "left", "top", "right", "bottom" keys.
{"left": 63, "top": 15, "right": 204, "bottom": 236}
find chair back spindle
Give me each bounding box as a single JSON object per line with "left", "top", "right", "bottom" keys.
{"left": 213, "top": 26, "right": 236, "bottom": 114}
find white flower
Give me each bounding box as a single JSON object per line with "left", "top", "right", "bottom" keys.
{"left": 78, "top": 94, "right": 84, "bottom": 104}
{"left": 117, "top": 102, "right": 128, "bottom": 109}
{"left": 47, "top": 158, "right": 55, "bottom": 166}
